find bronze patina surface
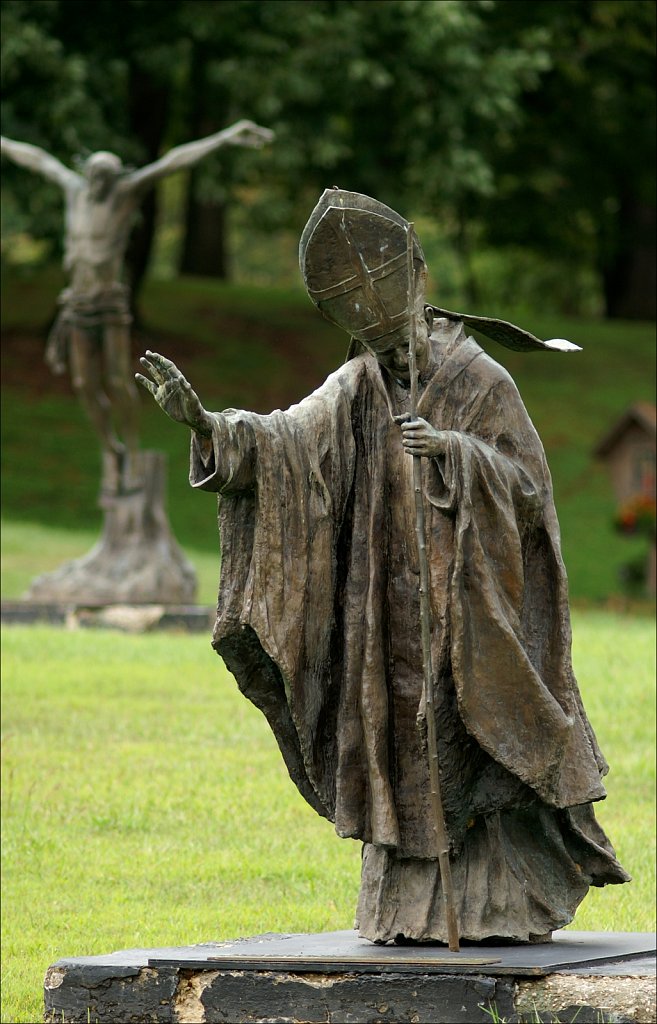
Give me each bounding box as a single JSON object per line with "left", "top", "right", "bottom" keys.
{"left": 137, "top": 190, "right": 629, "bottom": 945}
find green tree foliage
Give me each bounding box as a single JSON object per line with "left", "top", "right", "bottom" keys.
{"left": 1, "top": 0, "right": 654, "bottom": 316}
{"left": 476, "top": 0, "right": 656, "bottom": 318}
{"left": 1, "top": 0, "right": 193, "bottom": 298}
{"left": 1, "top": 0, "right": 119, "bottom": 250}
{"left": 188, "top": 1, "right": 552, "bottom": 229}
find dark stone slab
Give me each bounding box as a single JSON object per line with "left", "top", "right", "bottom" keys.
{"left": 1, "top": 601, "right": 69, "bottom": 625}
{"left": 193, "top": 969, "right": 515, "bottom": 1024}
{"left": 44, "top": 930, "right": 656, "bottom": 1024}
{"left": 45, "top": 961, "right": 179, "bottom": 1024}
{"left": 1, "top": 600, "right": 214, "bottom": 632}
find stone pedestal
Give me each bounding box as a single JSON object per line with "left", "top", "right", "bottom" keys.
{"left": 1, "top": 600, "right": 214, "bottom": 632}
{"left": 24, "top": 450, "right": 197, "bottom": 605}
{"left": 43, "top": 929, "right": 656, "bottom": 1024}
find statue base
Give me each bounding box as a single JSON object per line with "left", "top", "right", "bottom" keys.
{"left": 24, "top": 450, "right": 197, "bottom": 606}
{"left": 43, "top": 929, "right": 655, "bottom": 1024}
{"left": 1, "top": 600, "right": 213, "bottom": 632}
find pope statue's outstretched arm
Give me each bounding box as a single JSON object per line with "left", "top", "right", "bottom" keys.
{"left": 137, "top": 349, "right": 449, "bottom": 463}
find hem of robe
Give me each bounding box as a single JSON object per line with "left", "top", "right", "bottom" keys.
{"left": 355, "top": 804, "right": 630, "bottom": 944}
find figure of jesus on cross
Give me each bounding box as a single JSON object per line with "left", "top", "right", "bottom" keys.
{"left": 1, "top": 120, "right": 273, "bottom": 492}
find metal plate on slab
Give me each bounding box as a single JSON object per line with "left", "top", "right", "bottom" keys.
{"left": 205, "top": 954, "right": 502, "bottom": 969}
{"left": 145, "top": 929, "right": 656, "bottom": 977}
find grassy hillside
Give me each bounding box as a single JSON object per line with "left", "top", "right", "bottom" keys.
{"left": 1, "top": 267, "right": 655, "bottom": 603}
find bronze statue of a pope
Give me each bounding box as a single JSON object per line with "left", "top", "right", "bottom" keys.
{"left": 137, "top": 189, "right": 629, "bottom": 945}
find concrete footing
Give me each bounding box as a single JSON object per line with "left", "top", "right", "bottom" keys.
{"left": 44, "top": 929, "right": 656, "bottom": 1024}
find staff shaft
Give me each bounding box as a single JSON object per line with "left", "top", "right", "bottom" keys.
{"left": 406, "top": 224, "right": 460, "bottom": 953}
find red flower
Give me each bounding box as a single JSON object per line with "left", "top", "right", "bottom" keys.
{"left": 614, "top": 496, "right": 657, "bottom": 538}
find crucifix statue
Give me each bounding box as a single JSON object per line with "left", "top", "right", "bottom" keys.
{"left": 1, "top": 119, "right": 273, "bottom": 494}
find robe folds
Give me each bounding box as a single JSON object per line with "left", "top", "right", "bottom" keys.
{"left": 191, "top": 320, "right": 629, "bottom": 943}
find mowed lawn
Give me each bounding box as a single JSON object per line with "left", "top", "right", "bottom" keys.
{"left": 1, "top": 611, "right": 655, "bottom": 1024}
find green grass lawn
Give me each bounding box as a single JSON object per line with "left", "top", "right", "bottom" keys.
{"left": 1, "top": 610, "right": 655, "bottom": 1024}
{"left": 1, "top": 625, "right": 362, "bottom": 1024}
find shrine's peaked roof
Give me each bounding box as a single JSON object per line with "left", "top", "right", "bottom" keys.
{"left": 594, "top": 402, "right": 657, "bottom": 457}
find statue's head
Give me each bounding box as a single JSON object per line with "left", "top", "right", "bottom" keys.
{"left": 84, "top": 151, "right": 123, "bottom": 200}
{"left": 299, "top": 188, "right": 431, "bottom": 381}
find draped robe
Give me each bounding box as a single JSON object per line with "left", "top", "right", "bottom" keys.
{"left": 191, "top": 320, "right": 628, "bottom": 942}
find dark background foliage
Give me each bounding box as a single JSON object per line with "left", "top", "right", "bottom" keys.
{"left": 2, "top": 0, "right": 655, "bottom": 318}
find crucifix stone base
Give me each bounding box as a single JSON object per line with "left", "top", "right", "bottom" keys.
{"left": 24, "top": 450, "right": 197, "bottom": 606}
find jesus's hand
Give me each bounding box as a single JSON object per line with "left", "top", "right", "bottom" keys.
{"left": 226, "top": 119, "right": 275, "bottom": 148}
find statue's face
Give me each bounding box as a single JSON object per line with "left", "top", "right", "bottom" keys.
{"left": 87, "top": 168, "right": 115, "bottom": 201}
{"left": 365, "top": 306, "right": 431, "bottom": 385}
{"left": 84, "top": 152, "right": 122, "bottom": 201}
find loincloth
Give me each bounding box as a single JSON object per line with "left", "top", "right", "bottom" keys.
{"left": 45, "top": 284, "right": 132, "bottom": 374}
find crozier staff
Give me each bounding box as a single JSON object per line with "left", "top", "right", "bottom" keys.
{"left": 137, "top": 189, "right": 628, "bottom": 946}
{"left": 1, "top": 120, "right": 273, "bottom": 490}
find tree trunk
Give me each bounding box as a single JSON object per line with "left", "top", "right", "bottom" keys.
{"left": 179, "top": 173, "right": 229, "bottom": 278}
{"left": 124, "top": 64, "right": 173, "bottom": 321}
{"left": 602, "top": 197, "right": 656, "bottom": 320}
{"left": 177, "top": 41, "right": 231, "bottom": 281}
{"left": 125, "top": 189, "right": 159, "bottom": 323}
{"left": 455, "top": 205, "right": 479, "bottom": 309}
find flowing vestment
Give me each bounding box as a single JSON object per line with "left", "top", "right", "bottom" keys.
{"left": 191, "top": 320, "right": 629, "bottom": 943}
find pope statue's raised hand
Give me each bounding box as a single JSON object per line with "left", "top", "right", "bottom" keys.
{"left": 136, "top": 351, "right": 214, "bottom": 438}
